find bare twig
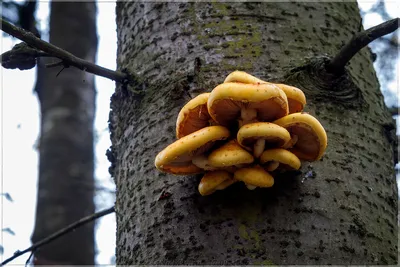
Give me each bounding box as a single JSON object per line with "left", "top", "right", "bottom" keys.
{"left": 0, "top": 206, "right": 115, "bottom": 266}
{"left": 55, "top": 65, "right": 68, "bottom": 77}
{"left": 25, "top": 250, "right": 35, "bottom": 266}
{"left": 1, "top": 18, "right": 129, "bottom": 83}
{"left": 326, "top": 18, "right": 399, "bottom": 74}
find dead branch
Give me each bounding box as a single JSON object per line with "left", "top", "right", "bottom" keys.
{"left": 1, "top": 18, "right": 129, "bottom": 83}
{"left": 326, "top": 18, "right": 399, "bottom": 74}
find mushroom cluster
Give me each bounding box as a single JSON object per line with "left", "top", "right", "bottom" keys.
{"left": 155, "top": 71, "right": 328, "bottom": 196}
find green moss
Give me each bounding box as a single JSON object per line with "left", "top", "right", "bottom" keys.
{"left": 179, "top": 3, "right": 263, "bottom": 74}
{"left": 222, "top": 62, "right": 254, "bottom": 71}
{"left": 236, "top": 201, "right": 261, "bottom": 223}
{"left": 253, "top": 259, "right": 276, "bottom": 265}
{"left": 233, "top": 244, "right": 244, "bottom": 250}
{"left": 203, "top": 20, "right": 246, "bottom": 34}
{"left": 210, "top": 2, "right": 230, "bottom": 16}
{"left": 239, "top": 224, "right": 250, "bottom": 240}
{"left": 202, "top": 18, "right": 262, "bottom": 57}
{"left": 237, "top": 223, "right": 262, "bottom": 258}
{"left": 181, "top": 4, "right": 201, "bottom": 38}
{"left": 203, "top": 44, "right": 219, "bottom": 51}
{"left": 199, "top": 65, "right": 216, "bottom": 73}
{"left": 250, "top": 229, "right": 261, "bottom": 249}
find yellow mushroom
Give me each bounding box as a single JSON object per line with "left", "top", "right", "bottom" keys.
{"left": 234, "top": 165, "right": 274, "bottom": 190}
{"left": 260, "top": 148, "right": 301, "bottom": 172}
{"left": 224, "top": 70, "right": 265, "bottom": 84}
{"left": 274, "top": 84, "right": 306, "bottom": 114}
{"left": 176, "top": 93, "right": 215, "bottom": 139}
{"left": 155, "top": 126, "right": 230, "bottom": 174}
{"left": 207, "top": 139, "right": 254, "bottom": 171}
{"left": 207, "top": 82, "right": 288, "bottom": 128}
{"left": 224, "top": 71, "right": 306, "bottom": 114}
{"left": 237, "top": 122, "right": 291, "bottom": 158}
{"left": 273, "top": 112, "right": 328, "bottom": 161}
{"left": 198, "top": 171, "right": 237, "bottom": 196}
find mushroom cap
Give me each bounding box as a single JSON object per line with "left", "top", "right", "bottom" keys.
{"left": 176, "top": 93, "right": 212, "bottom": 139}
{"left": 260, "top": 148, "right": 301, "bottom": 170}
{"left": 155, "top": 126, "right": 230, "bottom": 174}
{"left": 234, "top": 165, "right": 274, "bottom": 188}
{"left": 208, "top": 139, "right": 254, "bottom": 168}
{"left": 224, "top": 71, "right": 306, "bottom": 114}
{"left": 273, "top": 112, "right": 328, "bottom": 161}
{"left": 207, "top": 82, "right": 288, "bottom": 127}
{"left": 237, "top": 122, "right": 291, "bottom": 150}
{"left": 224, "top": 70, "right": 265, "bottom": 84}
{"left": 198, "top": 171, "right": 236, "bottom": 196}
{"left": 274, "top": 84, "right": 306, "bottom": 114}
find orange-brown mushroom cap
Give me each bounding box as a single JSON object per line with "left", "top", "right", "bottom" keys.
{"left": 198, "top": 171, "right": 237, "bottom": 196}
{"left": 207, "top": 82, "right": 288, "bottom": 127}
{"left": 176, "top": 93, "right": 213, "bottom": 139}
{"left": 260, "top": 148, "right": 301, "bottom": 171}
{"left": 234, "top": 165, "right": 274, "bottom": 189}
{"left": 208, "top": 139, "right": 254, "bottom": 168}
{"left": 155, "top": 126, "right": 230, "bottom": 175}
{"left": 273, "top": 112, "right": 328, "bottom": 161}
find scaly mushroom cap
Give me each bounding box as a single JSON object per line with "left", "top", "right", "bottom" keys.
{"left": 155, "top": 126, "right": 230, "bottom": 174}
{"left": 208, "top": 139, "right": 254, "bottom": 168}
{"left": 198, "top": 171, "right": 237, "bottom": 196}
{"left": 224, "top": 70, "right": 265, "bottom": 84}
{"left": 224, "top": 71, "right": 306, "bottom": 114}
{"left": 176, "top": 93, "right": 213, "bottom": 139}
{"left": 260, "top": 148, "right": 301, "bottom": 171}
{"left": 234, "top": 165, "right": 274, "bottom": 188}
{"left": 273, "top": 112, "right": 327, "bottom": 161}
{"left": 274, "top": 84, "right": 306, "bottom": 114}
{"left": 237, "top": 122, "right": 291, "bottom": 157}
{"left": 207, "top": 82, "right": 288, "bottom": 127}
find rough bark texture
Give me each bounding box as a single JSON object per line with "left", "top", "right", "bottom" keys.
{"left": 31, "top": 2, "right": 97, "bottom": 265}
{"left": 111, "top": 2, "right": 398, "bottom": 265}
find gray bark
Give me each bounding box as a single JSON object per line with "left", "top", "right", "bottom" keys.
{"left": 111, "top": 2, "right": 398, "bottom": 264}
{"left": 31, "top": 2, "right": 97, "bottom": 265}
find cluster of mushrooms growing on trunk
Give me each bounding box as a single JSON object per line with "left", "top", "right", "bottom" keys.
{"left": 155, "top": 71, "right": 327, "bottom": 196}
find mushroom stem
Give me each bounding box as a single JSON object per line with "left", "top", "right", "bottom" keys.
{"left": 192, "top": 155, "right": 216, "bottom": 171}
{"left": 246, "top": 184, "right": 257, "bottom": 190}
{"left": 266, "top": 161, "right": 280, "bottom": 171}
{"left": 283, "top": 134, "right": 298, "bottom": 149}
{"left": 253, "top": 139, "right": 265, "bottom": 158}
{"left": 240, "top": 107, "right": 257, "bottom": 126}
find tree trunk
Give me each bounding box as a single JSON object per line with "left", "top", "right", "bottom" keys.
{"left": 31, "top": 2, "right": 97, "bottom": 265}
{"left": 111, "top": 2, "right": 398, "bottom": 264}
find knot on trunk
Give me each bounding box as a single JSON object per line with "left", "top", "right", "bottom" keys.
{"left": 283, "top": 56, "right": 367, "bottom": 109}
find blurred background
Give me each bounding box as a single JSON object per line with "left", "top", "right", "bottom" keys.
{"left": 0, "top": 0, "right": 398, "bottom": 265}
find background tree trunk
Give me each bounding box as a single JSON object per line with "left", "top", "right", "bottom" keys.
{"left": 111, "top": 2, "right": 397, "bottom": 264}
{"left": 31, "top": 2, "right": 97, "bottom": 264}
